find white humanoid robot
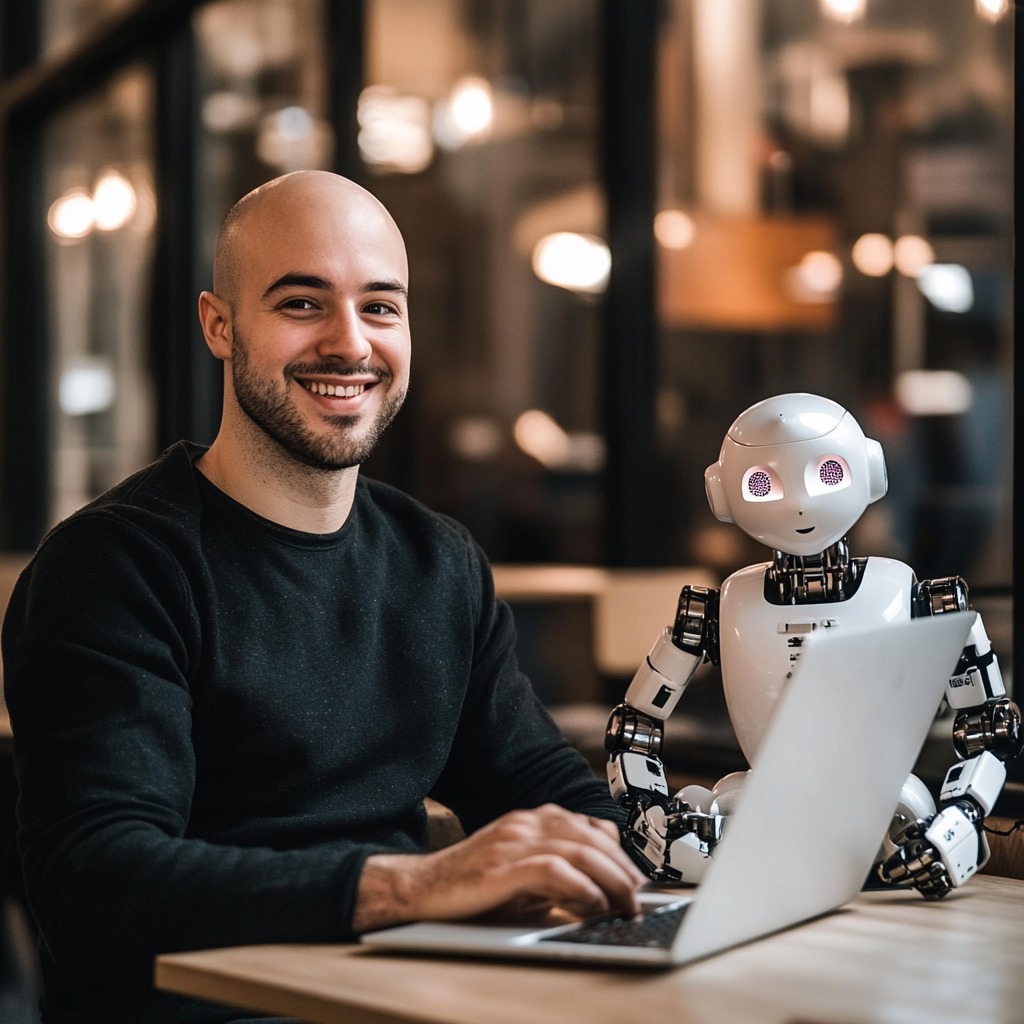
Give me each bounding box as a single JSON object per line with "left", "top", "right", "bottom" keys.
{"left": 606, "top": 393, "right": 1021, "bottom": 898}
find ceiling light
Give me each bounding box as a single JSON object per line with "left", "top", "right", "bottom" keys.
{"left": 896, "top": 370, "right": 973, "bottom": 416}
{"left": 893, "top": 235, "right": 934, "bottom": 277}
{"left": 93, "top": 172, "right": 137, "bottom": 231}
{"left": 654, "top": 210, "right": 696, "bottom": 250}
{"left": 450, "top": 77, "right": 492, "bottom": 137}
{"left": 433, "top": 77, "right": 493, "bottom": 150}
{"left": 513, "top": 410, "right": 606, "bottom": 472}
{"left": 820, "top": 0, "right": 866, "bottom": 23}
{"left": 976, "top": 0, "right": 1008, "bottom": 21}
{"left": 358, "top": 87, "right": 433, "bottom": 174}
{"left": 514, "top": 410, "right": 570, "bottom": 468}
{"left": 59, "top": 359, "right": 115, "bottom": 415}
{"left": 851, "top": 233, "right": 893, "bottom": 276}
{"left": 449, "top": 417, "right": 503, "bottom": 462}
{"left": 917, "top": 264, "right": 973, "bottom": 313}
{"left": 202, "top": 91, "right": 261, "bottom": 133}
{"left": 532, "top": 232, "right": 610, "bottom": 294}
{"left": 48, "top": 189, "right": 95, "bottom": 240}
{"left": 257, "top": 106, "right": 333, "bottom": 173}
{"left": 784, "top": 251, "right": 842, "bottom": 303}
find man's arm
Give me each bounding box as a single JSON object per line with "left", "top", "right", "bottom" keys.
{"left": 3, "top": 517, "right": 377, "bottom": 988}
{"left": 427, "top": 532, "right": 620, "bottom": 831}
{"left": 353, "top": 529, "right": 641, "bottom": 930}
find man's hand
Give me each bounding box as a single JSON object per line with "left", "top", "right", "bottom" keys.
{"left": 352, "top": 804, "right": 644, "bottom": 933}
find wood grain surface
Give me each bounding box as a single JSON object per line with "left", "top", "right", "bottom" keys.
{"left": 156, "top": 874, "right": 1024, "bottom": 1024}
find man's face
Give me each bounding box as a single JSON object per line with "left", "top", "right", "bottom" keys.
{"left": 226, "top": 190, "right": 411, "bottom": 471}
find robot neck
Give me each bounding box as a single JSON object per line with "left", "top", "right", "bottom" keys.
{"left": 767, "top": 537, "right": 863, "bottom": 605}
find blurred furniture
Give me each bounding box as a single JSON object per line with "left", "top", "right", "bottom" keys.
{"left": 155, "top": 875, "right": 1024, "bottom": 1024}
{"left": 424, "top": 798, "right": 465, "bottom": 850}
{"left": 493, "top": 564, "right": 744, "bottom": 779}
{"left": 491, "top": 564, "right": 718, "bottom": 676}
{"left": 0, "top": 555, "right": 29, "bottom": 755}
{"left": 981, "top": 818, "right": 1024, "bottom": 882}
{"left": 658, "top": 215, "right": 837, "bottom": 332}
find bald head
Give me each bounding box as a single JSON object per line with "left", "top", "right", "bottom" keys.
{"left": 212, "top": 171, "right": 406, "bottom": 308}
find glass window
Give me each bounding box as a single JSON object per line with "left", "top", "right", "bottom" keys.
{"left": 656, "top": 0, "right": 1013, "bottom": 599}
{"left": 44, "top": 64, "right": 157, "bottom": 525}
{"left": 42, "top": 0, "right": 142, "bottom": 58}
{"left": 361, "top": 0, "right": 605, "bottom": 565}
{"left": 194, "top": 0, "right": 331, "bottom": 285}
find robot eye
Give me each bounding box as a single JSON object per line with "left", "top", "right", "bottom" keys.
{"left": 742, "top": 466, "right": 783, "bottom": 502}
{"left": 805, "top": 455, "right": 851, "bottom": 495}
{"left": 819, "top": 459, "right": 844, "bottom": 486}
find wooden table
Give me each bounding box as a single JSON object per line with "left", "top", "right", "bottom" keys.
{"left": 156, "top": 874, "right": 1024, "bottom": 1024}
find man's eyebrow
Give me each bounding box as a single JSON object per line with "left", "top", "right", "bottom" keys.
{"left": 262, "top": 273, "right": 334, "bottom": 298}
{"left": 364, "top": 280, "right": 408, "bottom": 300}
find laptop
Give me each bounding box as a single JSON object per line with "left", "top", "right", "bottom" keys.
{"left": 362, "top": 611, "right": 975, "bottom": 967}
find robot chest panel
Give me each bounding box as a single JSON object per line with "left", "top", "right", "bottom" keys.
{"left": 718, "top": 557, "right": 915, "bottom": 762}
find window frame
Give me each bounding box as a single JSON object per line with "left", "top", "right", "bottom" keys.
{"left": 0, "top": 0, "right": 364, "bottom": 549}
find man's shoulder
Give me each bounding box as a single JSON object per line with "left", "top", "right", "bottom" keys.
{"left": 39, "top": 441, "right": 204, "bottom": 558}
{"left": 5, "top": 444, "right": 202, "bottom": 639}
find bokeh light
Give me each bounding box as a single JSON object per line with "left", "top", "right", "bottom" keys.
{"left": 917, "top": 264, "right": 973, "bottom": 313}
{"left": 93, "top": 172, "right": 137, "bottom": 231}
{"left": 893, "top": 235, "right": 935, "bottom": 277}
{"left": 532, "top": 232, "right": 611, "bottom": 294}
{"left": 48, "top": 189, "right": 95, "bottom": 240}
{"left": 785, "top": 250, "right": 842, "bottom": 303}
{"left": 820, "top": 0, "right": 866, "bottom": 23}
{"left": 851, "top": 233, "right": 893, "bottom": 277}
{"left": 976, "top": 0, "right": 1008, "bottom": 22}
{"left": 654, "top": 210, "right": 696, "bottom": 250}
{"left": 450, "top": 77, "right": 492, "bottom": 137}
{"left": 358, "top": 87, "right": 433, "bottom": 174}
{"left": 896, "top": 370, "right": 973, "bottom": 416}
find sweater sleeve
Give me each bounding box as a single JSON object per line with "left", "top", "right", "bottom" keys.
{"left": 428, "top": 534, "right": 623, "bottom": 834}
{"left": 2, "top": 515, "right": 376, "bottom": 993}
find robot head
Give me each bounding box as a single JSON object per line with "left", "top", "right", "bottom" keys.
{"left": 704, "top": 394, "right": 887, "bottom": 556}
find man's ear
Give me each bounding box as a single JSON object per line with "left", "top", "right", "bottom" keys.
{"left": 198, "top": 291, "right": 233, "bottom": 361}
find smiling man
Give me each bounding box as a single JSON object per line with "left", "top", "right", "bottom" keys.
{"left": 3, "top": 172, "right": 639, "bottom": 1024}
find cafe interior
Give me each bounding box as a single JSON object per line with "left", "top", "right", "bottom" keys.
{"left": 0, "top": 0, "right": 1018, "bottom": 1018}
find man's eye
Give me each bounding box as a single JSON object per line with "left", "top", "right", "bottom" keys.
{"left": 281, "top": 298, "right": 317, "bottom": 310}
{"left": 364, "top": 302, "right": 397, "bottom": 316}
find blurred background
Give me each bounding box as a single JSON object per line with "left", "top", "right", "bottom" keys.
{"left": 0, "top": 0, "right": 1016, "bottom": 1013}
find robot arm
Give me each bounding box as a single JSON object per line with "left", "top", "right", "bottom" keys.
{"left": 880, "top": 579, "right": 1022, "bottom": 898}
{"left": 605, "top": 587, "right": 726, "bottom": 883}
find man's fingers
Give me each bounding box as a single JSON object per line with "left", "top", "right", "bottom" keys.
{"left": 503, "top": 855, "right": 611, "bottom": 918}
{"left": 530, "top": 806, "right": 646, "bottom": 885}
{"left": 538, "top": 839, "right": 641, "bottom": 914}
{"left": 590, "top": 816, "right": 624, "bottom": 844}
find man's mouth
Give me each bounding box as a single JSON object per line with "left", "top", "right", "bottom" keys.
{"left": 299, "top": 380, "right": 370, "bottom": 398}
{"left": 796, "top": 526, "right": 815, "bottom": 534}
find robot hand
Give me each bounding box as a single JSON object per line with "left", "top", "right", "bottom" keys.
{"left": 878, "top": 751, "right": 1004, "bottom": 898}
{"left": 617, "top": 787, "right": 723, "bottom": 885}
{"left": 610, "top": 751, "right": 741, "bottom": 885}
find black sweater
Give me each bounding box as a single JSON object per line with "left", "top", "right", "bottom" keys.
{"left": 3, "top": 442, "right": 616, "bottom": 1024}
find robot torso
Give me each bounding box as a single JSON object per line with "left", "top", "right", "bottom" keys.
{"left": 719, "top": 555, "right": 915, "bottom": 761}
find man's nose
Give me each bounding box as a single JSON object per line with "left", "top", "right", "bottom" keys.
{"left": 318, "top": 306, "right": 373, "bottom": 363}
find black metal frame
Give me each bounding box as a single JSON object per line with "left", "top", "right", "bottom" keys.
{"left": 602, "top": 0, "right": 665, "bottom": 566}
{"left": 1007, "top": 0, "right": 1021, "bottom": 787}
{"left": 0, "top": 0, "right": 365, "bottom": 550}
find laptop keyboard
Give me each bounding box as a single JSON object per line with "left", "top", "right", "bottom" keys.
{"left": 539, "top": 901, "right": 689, "bottom": 949}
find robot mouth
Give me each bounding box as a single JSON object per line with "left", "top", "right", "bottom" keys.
{"left": 795, "top": 526, "right": 816, "bottom": 534}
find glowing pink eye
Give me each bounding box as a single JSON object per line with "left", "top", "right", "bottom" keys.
{"left": 819, "top": 459, "right": 844, "bottom": 486}
{"left": 747, "top": 470, "right": 772, "bottom": 497}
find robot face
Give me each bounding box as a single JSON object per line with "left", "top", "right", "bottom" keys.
{"left": 705, "top": 394, "right": 887, "bottom": 556}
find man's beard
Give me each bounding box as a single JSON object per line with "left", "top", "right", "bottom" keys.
{"left": 231, "top": 332, "right": 406, "bottom": 471}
